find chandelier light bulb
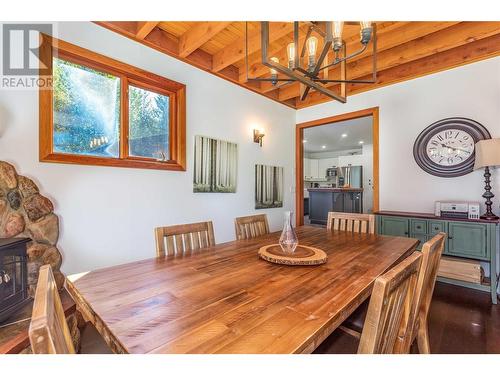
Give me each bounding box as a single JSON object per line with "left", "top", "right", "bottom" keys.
{"left": 287, "top": 42, "right": 295, "bottom": 69}
{"left": 360, "top": 21, "right": 373, "bottom": 45}
{"left": 269, "top": 56, "right": 279, "bottom": 84}
{"left": 360, "top": 21, "right": 372, "bottom": 29}
{"left": 332, "top": 21, "right": 344, "bottom": 52}
{"left": 307, "top": 36, "right": 318, "bottom": 69}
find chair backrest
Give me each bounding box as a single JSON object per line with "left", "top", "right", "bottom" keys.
{"left": 29, "top": 265, "right": 75, "bottom": 354}
{"left": 327, "top": 212, "right": 375, "bottom": 234}
{"left": 394, "top": 232, "right": 446, "bottom": 353}
{"left": 234, "top": 214, "right": 270, "bottom": 240}
{"left": 357, "top": 251, "right": 422, "bottom": 354}
{"left": 155, "top": 221, "right": 215, "bottom": 257}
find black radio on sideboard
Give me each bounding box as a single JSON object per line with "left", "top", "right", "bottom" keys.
{"left": 0, "top": 238, "right": 31, "bottom": 322}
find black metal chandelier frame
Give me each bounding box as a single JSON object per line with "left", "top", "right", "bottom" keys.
{"left": 245, "top": 21, "right": 377, "bottom": 103}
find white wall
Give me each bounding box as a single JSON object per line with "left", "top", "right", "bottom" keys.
{"left": 297, "top": 57, "right": 500, "bottom": 217}
{"left": 0, "top": 22, "right": 296, "bottom": 274}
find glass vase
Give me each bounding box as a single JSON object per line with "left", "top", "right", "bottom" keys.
{"left": 279, "top": 211, "right": 298, "bottom": 254}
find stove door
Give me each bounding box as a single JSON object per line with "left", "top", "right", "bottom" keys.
{"left": 0, "top": 254, "right": 28, "bottom": 321}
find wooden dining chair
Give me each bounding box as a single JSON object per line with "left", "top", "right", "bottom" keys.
{"left": 29, "top": 265, "right": 113, "bottom": 354}
{"left": 340, "top": 233, "right": 445, "bottom": 353}
{"left": 357, "top": 251, "right": 422, "bottom": 354}
{"left": 234, "top": 214, "right": 270, "bottom": 240}
{"left": 326, "top": 212, "right": 375, "bottom": 234}
{"left": 394, "top": 232, "right": 446, "bottom": 354}
{"left": 29, "top": 265, "right": 75, "bottom": 354}
{"left": 155, "top": 221, "right": 215, "bottom": 257}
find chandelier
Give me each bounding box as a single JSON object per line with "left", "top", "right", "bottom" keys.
{"left": 245, "top": 21, "right": 377, "bottom": 103}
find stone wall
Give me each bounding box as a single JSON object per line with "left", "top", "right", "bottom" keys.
{"left": 0, "top": 161, "right": 63, "bottom": 295}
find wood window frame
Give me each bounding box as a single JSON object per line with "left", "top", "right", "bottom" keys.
{"left": 39, "top": 34, "right": 186, "bottom": 171}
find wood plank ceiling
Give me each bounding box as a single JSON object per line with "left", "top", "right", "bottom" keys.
{"left": 96, "top": 21, "right": 500, "bottom": 109}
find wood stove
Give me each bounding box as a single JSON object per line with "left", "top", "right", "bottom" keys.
{"left": 0, "top": 238, "right": 31, "bottom": 322}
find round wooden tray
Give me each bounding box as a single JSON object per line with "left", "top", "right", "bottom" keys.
{"left": 258, "top": 244, "right": 327, "bottom": 266}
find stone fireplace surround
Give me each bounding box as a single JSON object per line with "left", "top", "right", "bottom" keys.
{"left": 0, "top": 161, "right": 64, "bottom": 296}
{"left": 0, "top": 161, "right": 83, "bottom": 353}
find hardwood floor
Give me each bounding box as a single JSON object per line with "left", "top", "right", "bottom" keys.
{"left": 314, "top": 282, "right": 500, "bottom": 354}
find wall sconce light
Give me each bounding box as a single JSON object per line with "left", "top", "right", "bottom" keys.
{"left": 253, "top": 129, "right": 265, "bottom": 147}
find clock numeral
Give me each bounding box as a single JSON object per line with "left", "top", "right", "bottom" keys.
{"left": 436, "top": 134, "right": 444, "bottom": 141}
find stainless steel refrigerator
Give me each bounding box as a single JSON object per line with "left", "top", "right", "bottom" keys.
{"left": 339, "top": 165, "right": 363, "bottom": 188}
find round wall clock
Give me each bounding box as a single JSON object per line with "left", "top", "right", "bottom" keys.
{"left": 413, "top": 117, "right": 491, "bottom": 178}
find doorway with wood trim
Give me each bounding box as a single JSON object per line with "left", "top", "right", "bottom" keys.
{"left": 296, "top": 107, "right": 379, "bottom": 227}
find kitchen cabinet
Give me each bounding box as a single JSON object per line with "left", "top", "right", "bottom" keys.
{"left": 304, "top": 158, "right": 340, "bottom": 180}
{"left": 447, "top": 222, "right": 488, "bottom": 260}
{"left": 309, "top": 159, "right": 319, "bottom": 179}
{"left": 379, "top": 216, "right": 409, "bottom": 237}
{"left": 303, "top": 158, "right": 320, "bottom": 179}
{"left": 344, "top": 192, "right": 362, "bottom": 213}
{"left": 308, "top": 189, "right": 363, "bottom": 225}
{"left": 304, "top": 159, "right": 310, "bottom": 179}
{"left": 377, "top": 211, "right": 498, "bottom": 304}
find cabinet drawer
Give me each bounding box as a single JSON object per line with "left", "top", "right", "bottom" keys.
{"left": 410, "top": 219, "right": 427, "bottom": 234}
{"left": 429, "top": 220, "right": 446, "bottom": 235}
{"left": 447, "top": 222, "right": 488, "bottom": 260}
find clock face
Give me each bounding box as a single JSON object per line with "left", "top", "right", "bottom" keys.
{"left": 425, "top": 129, "right": 475, "bottom": 167}
{"left": 413, "top": 118, "right": 491, "bottom": 178}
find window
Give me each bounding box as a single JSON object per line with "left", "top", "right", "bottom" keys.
{"left": 128, "top": 85, "right": 169, "bottom": 160}
{"left": 40, "top": 34, "right": 186, "bottom": 171}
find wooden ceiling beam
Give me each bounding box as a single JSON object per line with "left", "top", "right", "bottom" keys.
{"left": 141, "top": 27, "right": 180, "bottom": 55}
{"left": 136, "top": 22, "right": 160, "bottom": 40}
{"left": 296, "top": 33, "right": 500, "bottom": 108}
{"left": 218, "top": 64, "right": 240, "bottom": 81}
{"left": 94, "top": 22, "right": 296, "bottom": 109}
{"left": 279, "top": 21, "right": 500, "bottom": 101}
{"left": 212, "top": 22, "right": 294, "bottom": 73}
{"left": 179, "top": 22, "right": 232, "bottom": 58}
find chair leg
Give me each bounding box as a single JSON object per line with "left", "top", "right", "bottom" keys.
{"left": 338, "top": 325, "right": 361, "bottom": 339}
{"left": 416, "top": 318, "right": 430, "bottom": 354}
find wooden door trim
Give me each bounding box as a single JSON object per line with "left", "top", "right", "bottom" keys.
{"left": 295, "top": 107, "right": 380, "bottom": 227}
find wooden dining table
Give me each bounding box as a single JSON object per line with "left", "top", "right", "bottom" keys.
{"left": 66, "top": 226, "right": 418, "bottom": 354}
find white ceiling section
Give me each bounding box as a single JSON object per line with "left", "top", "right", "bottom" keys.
{"left": 303, "top": 116, "right": 373, "bottom": 153}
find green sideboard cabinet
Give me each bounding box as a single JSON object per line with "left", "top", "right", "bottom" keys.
{"left": 376, "top": 211, "right": 499, "bottom": 304}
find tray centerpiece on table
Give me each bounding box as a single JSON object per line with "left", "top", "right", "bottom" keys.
{"left": 258, "top": 244, "right": 327, "bottom": 266}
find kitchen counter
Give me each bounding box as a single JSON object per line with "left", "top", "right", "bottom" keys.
{"left": 308, "top": 188, "right": 363, "bottom": 225}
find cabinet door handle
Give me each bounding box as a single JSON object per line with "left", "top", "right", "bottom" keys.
{"left": 404, "top": 231, "right": 409, "bottom": 235}
{"left": 448, "top": 236, "right": 453, "bottom": 240}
